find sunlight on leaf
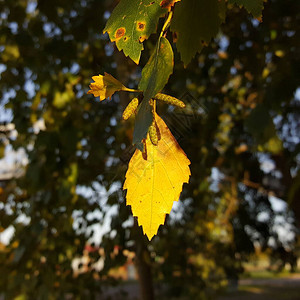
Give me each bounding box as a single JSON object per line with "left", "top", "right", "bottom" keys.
{"left": 124, "top": 113, "right": 191, "bottom": 240}
{"left": 104, "top": 0, "right": 166, "bottom": 64}
{"left": 87, "top": 72, "right": 128, "bottom": 101}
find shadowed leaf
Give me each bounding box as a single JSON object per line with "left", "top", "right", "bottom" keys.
{"left": 134, "top": 37, "right": 174, "bottom": 149}
{"left": 171, "top": 0, "right": 225, "bottom": 66}
{"left": 229, "top": 0, "right": 265, "bottom": 18}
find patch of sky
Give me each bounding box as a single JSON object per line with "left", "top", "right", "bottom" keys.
{"left": 257, "top": 211, "right": 269, "bottom": 222}
{"left": 219, "top": 36, "right": 229, "bottom": 51}
{"left": 0, "top": 89, "right": 15, "bottom": 123}
{"left": 285, "top": 30, "right": 295, "bottom": 37}
{"left": 104, "top": 11, "right": 111, "bottom": 20}
{"left": 110, "top": 117, "right": 117, "bottom": 126}
{"left": 257, "top": 153, "right": 275, "bottom": 174}
{"left": 209, "top": 167, "right": 224, "bottom": 192}
{"left": 230, "top": 66, "right": 238, "bottom": 75}
{"left": 101, "top": 32, "right": 110, "bottom": 41}
{"left": 294, "top": 87, "right": 300, "bottom": 101}
{"left": 80, "top": 138, "right": 88, "bottom": 147}
{"left": 269, "top": 196, "right": 287, "bottom": 213}
{"left": 26, "top": 1, "right": 37, "bottom": 14}
{"left": 81, "top": 0, "right": 87, "bottom": 7}
{"left": 245, "top": 40, "right": 253, "bottom": 48}
{"left": 70, "top": 10, "right": 78, "bottom": 18}
{"left": 105, "top": 43, "right": 114, "bottom": 56}
{"left": 107, "top": 136, "right": 115, "bottom": 145}
{"left": 8, "top": 22, "right": 18, "bottom": 34}
{"left": 43, "top": 23, "right": 62, "bottom": 38}
{"left": 0, "top": 226, "right": 15, "bottom": 245}
{"left": 24, "top": 80, "right": 35, "bottom": 99}
{"left": 74, "top": 182, "right": 122, "bottom": 245}
{"left": 169, "top": 198, "right": 192, "bottom": 224}
{"left": 62, "top": 63, "right": 80, "bottom": 74}
{"left": 265, "top": 52, "right": 272, "bottom": 63}
{"left": 0, "top": 10, "right": 8, "bottom": 25}
{"left": 0, "top": 63, "right": 7, "bottom": 77}
{"left": 70, "top": 62, "right": 80, "bottom": 74}
{"left": 251, "top": 19, "right": 260, "bottom": 27}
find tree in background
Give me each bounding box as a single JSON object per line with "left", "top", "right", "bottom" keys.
{"left": 0, "top": 0, "right": 299, "bottom": 299}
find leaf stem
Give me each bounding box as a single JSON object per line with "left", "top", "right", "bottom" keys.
{"left": 160, "top": 11, "right": 173, "bottom": 38}
{"left": 122, "top": 87, "right": 142, "bottom": 93}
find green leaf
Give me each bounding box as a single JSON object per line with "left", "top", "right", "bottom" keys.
{"left": 133, "top": 36, "right": 174, "bottom": 149}
{"left": 171, "top": 0, "right": 225, "bottom": 66}
{"left": 228, "top": 0, "right": 265, "bottom": 18}
{"left": 133, "top": 101, "right": 153, "bottom": 151}
{"left": 138, "top": 37, "right": 174, "bottom": 104}
{"left": 104, "top": 0, "right": 166, "bottom": 64}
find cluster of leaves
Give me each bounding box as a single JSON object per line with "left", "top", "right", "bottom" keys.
{"left": 87, "top": 0, "right": 268, "bottom": 239}
{"left": 0, "top": 0, "right": 299, "bottom": 299}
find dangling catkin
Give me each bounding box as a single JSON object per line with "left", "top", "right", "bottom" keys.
{"left": 154, "top": 93, "right": 185, "bottom": 108}
{"left": 149, "top": 119, "right": 159, "bottom": 146}
{"left": 122, "top": 97, "right": 139, "bottom": 120}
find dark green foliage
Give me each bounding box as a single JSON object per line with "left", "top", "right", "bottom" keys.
{"left": 171, "top": 0, "right": 226, "bottom": 66}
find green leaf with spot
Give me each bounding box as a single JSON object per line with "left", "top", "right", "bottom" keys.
{"left": 133, "top": 36, "right": 174, "bottom": 150}
{"left": 171, "top": 0, "right": 226, "bottom": 66}
{"left": 104, "top": 0, "right": 166, "bottom": 64}
{"left": 228, "top": 0, "right": 265, "bottom": 18}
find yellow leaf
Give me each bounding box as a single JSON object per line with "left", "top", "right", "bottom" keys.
{"left": 87, "top": 72, "right": 128, "bottom": 101}
{"left": 123, "top": 113, "right": 191, "bottom": 240}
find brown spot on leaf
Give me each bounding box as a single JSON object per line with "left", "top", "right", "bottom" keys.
{"left": 142, "top": 139, "right": 147, "bottom": 160}
{"left": 115, "top": 27, "right": 126, "bottom": 39}
{"left": 139, "top": 35, "right": 146, "bottom": 43}
{"left": 137, "top": 21, "right": 146, "bottom": 31}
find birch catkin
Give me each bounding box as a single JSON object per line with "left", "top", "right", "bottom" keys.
{"left": 154, "top": 93, "right": 185, "bottom": 108}
{"left": 122, "top": 97, "right": 139, "bottom": 120}
{"left": 149, "top": 119, "right": 159, "bottom": 146}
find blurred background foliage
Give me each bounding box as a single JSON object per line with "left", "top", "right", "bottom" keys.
{"left": 0, "top": 0, "right": 299, "bottom": 299}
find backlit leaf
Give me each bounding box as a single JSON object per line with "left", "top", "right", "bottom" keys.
{"left": 104, "top": 0, "right": 166, "bottom": 64}
{"left": 87, "top": 72, "right": 128, "bottom": 101}
{"left": 124, "top": 113, "right": 191, "bottom": 240}
{"left": 134, "top": 37, "right": 174, "bottom": 150}
{"left": 171, "top": 0, "right": 226, "bottom": 66}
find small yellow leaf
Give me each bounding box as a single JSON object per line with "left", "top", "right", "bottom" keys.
{"left": 87, "top": 72, "right": 127, "bottom": 101}
{"left": 123, "top": 113, "right": 191, "bottom": 240}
